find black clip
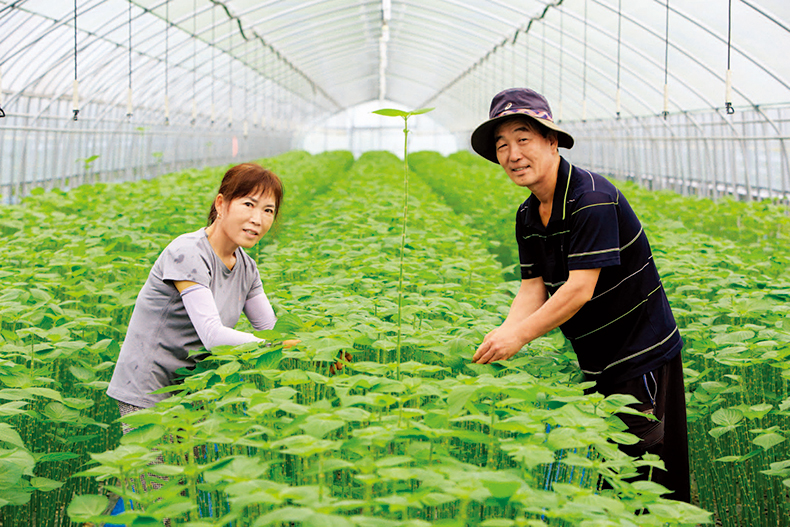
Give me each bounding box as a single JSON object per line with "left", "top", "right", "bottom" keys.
{"left": 0, "top": 107, "right": 5, "bottom": 118}
{"left": 73, "top": 109, "right": 79, "bottom": 121}
{"left": 725, "top": 102, "right": 735, "bottom": 115}
{"left": 661, "top": 111, "right": 669, "bottom": 120}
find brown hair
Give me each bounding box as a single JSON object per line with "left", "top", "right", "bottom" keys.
{"left": 208, "top": 163, "right": 284, "bottom": 226}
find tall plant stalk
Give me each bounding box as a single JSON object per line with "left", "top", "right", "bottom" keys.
{"left": 372, "top": 107, "right": 433, "bottom": 378}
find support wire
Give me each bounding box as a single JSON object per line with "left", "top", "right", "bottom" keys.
{"left": 164, "top": 0, "right": 169, "bottom": 125}
{"left": 211, "top": 4, "right": 216, "bottom": 124}
{"left": 72, "top": 0, "right": 79, "bottom": 120}
{"left": 126, "top": 1, "right": 132, "bottom": 119}
{"left": 616, "top": 0, "right": 622, "bottom": 118}
{"left": 558, "top": 7, "right": 563, "bottom": 121}
{"left": 662, "top": 0, "right": 670, "bottom": 118}
{"left": 191, "top": 0, "right": 197, "bottom": 125}
{"left": 725, "top": 0, "right": 735, "bottom": 114}
{"left": 0, "top": 66, "right": 4, "bottom": 118}
{"left": 582, "top": 0, "right": 587, "bottom": 121}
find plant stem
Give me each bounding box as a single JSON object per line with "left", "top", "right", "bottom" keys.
{"left": 395, "top": 117, "right": 410, "bottom": 380}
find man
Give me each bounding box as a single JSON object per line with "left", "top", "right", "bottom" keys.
{"left": 470, "top": 87, "right": 690, "bottom": 502}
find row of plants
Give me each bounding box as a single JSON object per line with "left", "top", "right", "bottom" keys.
{"left": 65, "top": 150, "right": 707, "bottom": 526}
{"left": 409, "top": 150, "right": 790, "bottom": 273}
{"left": 0, "top": 150, "right": 354, "bottom": 526}
{"left": 409, "top": 150, "right": 790, "bottom": 526}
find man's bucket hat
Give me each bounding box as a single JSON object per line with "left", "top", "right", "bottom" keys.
{"left": 471, "top": 88, "right": 574, "bottom": 163}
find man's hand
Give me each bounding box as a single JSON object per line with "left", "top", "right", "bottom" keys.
{"left": 472, "top": 325, "right": 525, "bottom": 364}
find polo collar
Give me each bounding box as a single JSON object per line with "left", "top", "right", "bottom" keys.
{"left": 525, "top": 156, "right": 573, "bottom": 230}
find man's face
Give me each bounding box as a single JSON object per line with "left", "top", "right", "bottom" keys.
{"left": 494, "top": 118, "right": 558, "bottom": 189}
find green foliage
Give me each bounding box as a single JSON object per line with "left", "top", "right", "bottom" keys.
{"left": 410, "top": 151, "right": 790, "bottom": 527}
{"left": 0, "top": 149, "right": 729, "bottom": 525}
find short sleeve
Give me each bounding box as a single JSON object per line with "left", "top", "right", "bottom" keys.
{"left": 159, "top": 239, "right": 212, "bottom": 287}
{"left": 516, "top": 207, "right": 543, "bottom": 280}
{"left": 246, "top": 272, "right": 264, "bottom": 301}
{"left": 567, "top": 191, "right": 621, "bottom": 270}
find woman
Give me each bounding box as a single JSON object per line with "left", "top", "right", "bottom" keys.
{"left": 107, "top": 162, "right": 283, "bottom": 419}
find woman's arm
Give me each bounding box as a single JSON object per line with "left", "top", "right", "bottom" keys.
{"left": 175, "top": 281, "right": 262, "bottom": 351}
{"left": 244, "top": 292, "right": 277, "bottom": 331}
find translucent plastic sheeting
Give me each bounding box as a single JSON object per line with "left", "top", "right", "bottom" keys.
{"left": 4, "top": 1, "right": 789, "bottom": 129}
{"left": 1, "top": 0, "right": 790, "bottom": 200}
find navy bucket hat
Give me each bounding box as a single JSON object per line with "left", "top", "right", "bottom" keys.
{"left": 471, "top": 88, "right": 574, "bottom": 164}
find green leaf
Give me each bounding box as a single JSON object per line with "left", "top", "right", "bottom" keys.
{"left": 712, "top": 330, "right": 755, "bottom": 345}
{"left": 42, "top": 402, "right": 80, "bottom": 423}
{"left": 372, "top": 108, "right": 408, "bottom": 117}
{"left": 255, "top": 348, "right": 284, "bottom": 370}
{"left": 446, "top": 385, "right": 477, "bottom": 416}
{"left": 30, "top": 477, "right": 64, "bottom": 492}
{"left": 0, "top": 488, "right": 32, "bottom": 506}
{"left": 711, "top": 407, "right": 744, "bottom": 426}
{"left": 148, "top": 464, "right": 185, "bottom": 476}
{"left": 478, "top": 471, "right": 522, "bottom": 499}
{"left": 129, "top": 515, "right": 163, "bottom": 526}
{"left": 753, "top": 432, "right": 785, "bottom": 450}
{"left": 0, "top": 449, "right": 35, "bottom": 484}
{"left": 68, "top": 365, "right": 95, "bottom": 381}
{"left": 67, "top": 494, "right": 108, "bottom": 522}
{"left": 273, "top": 313, "right": 304, "bottom": 333}
{"left": 0, "top": 424, "right": 26, "bottom": 449}
{"left": 36, "top": 452, "right": 80, "bottom": 462}
{"left": 299, "top": 416, "right": 345, "bottom": 439}
{"left": 709, "top": 426, "right": 739, "bottom": 439}
{"left": 216, "top": 361, "right": 241, "bottom": 379}
{"left": 120, "top": 424, "right": 166, "bottom": 446}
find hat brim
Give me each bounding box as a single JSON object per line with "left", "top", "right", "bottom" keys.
{"left": 471, "top": 113, "right": 574, "bottom": 164}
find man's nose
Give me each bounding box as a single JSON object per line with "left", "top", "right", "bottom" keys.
{"left": 508, "top": 144, "right": 522, "bottom": 161}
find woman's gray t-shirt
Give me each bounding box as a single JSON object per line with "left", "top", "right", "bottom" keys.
{"left": 107, "top": 228, "right": 264, "bottom": 407}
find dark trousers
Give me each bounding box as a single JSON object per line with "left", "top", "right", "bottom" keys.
{"left": 596, "top": 352, "right": 691, "bottom": 502}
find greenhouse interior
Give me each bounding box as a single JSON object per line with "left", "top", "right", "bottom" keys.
{"left": 1, "top": 0, "right": 789, "bottom": 526}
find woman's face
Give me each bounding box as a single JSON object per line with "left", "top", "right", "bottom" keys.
{"left": 214, "top": 189, "right": 276, "bottom": 249}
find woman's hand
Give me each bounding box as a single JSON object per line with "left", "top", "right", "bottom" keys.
{"left": 283, "top": 339, "right": 300, "bottom": 348}
{"left": 329, "top": 351, "right": 353, "bottom": 375}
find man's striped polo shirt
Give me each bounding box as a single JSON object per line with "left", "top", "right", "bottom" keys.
{"left": 516, "top": 157, "right": 682, "bottom": 386}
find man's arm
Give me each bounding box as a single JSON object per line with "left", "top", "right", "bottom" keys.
{"left": 504, "top": 277, "right": 550, "bottom": 326}
{"left": 473, "top": 268, "right": 600, "bottom": 363}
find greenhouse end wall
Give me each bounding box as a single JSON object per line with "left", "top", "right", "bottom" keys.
{"left": 0, "top": 94, "right": 295, "bottom": 204}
